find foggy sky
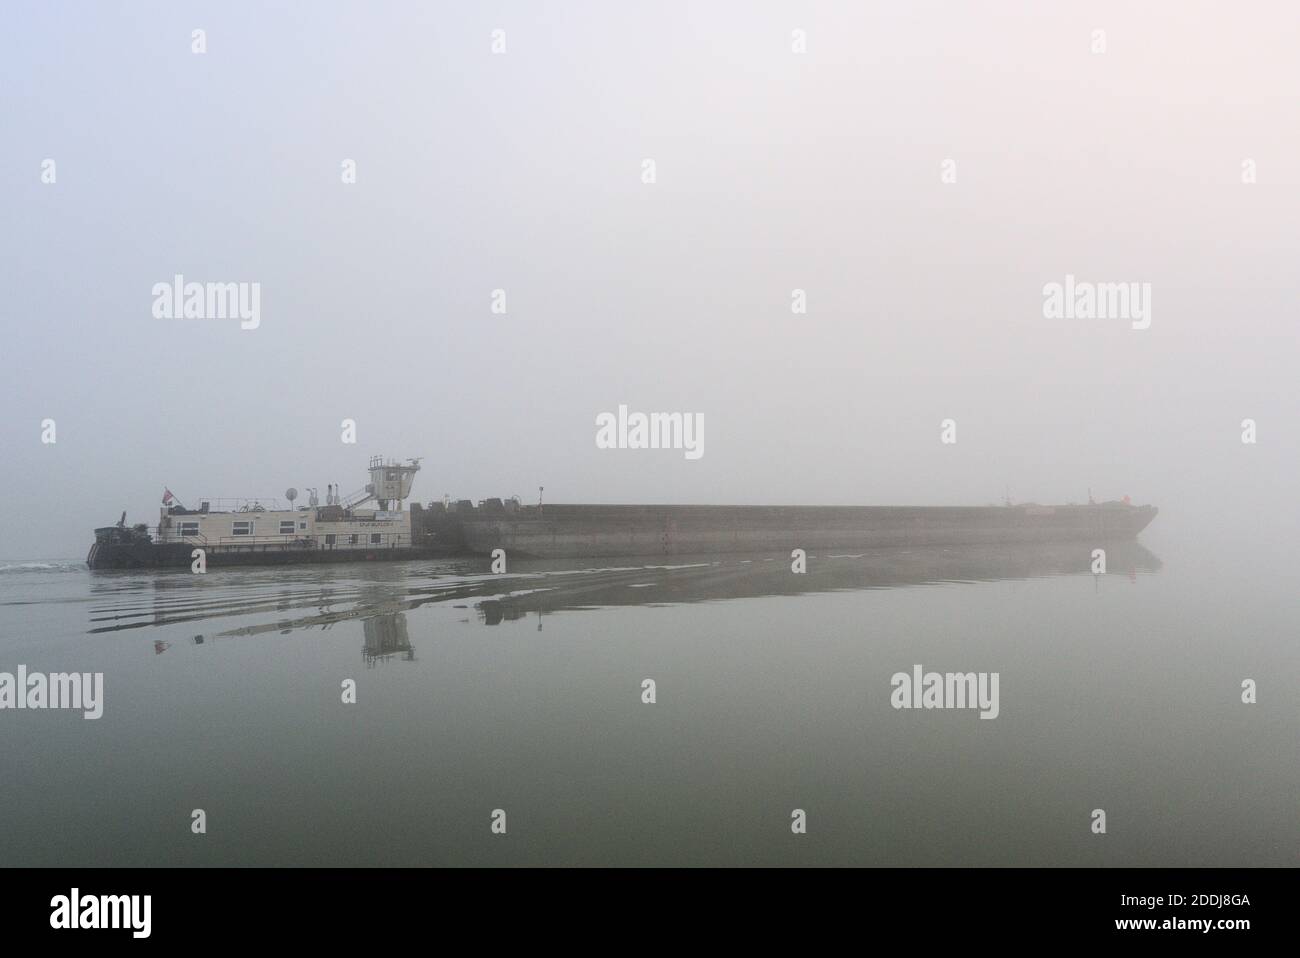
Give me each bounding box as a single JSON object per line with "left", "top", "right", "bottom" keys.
{"left": 2, "top": 1, "right": 1297, "bottom": 559}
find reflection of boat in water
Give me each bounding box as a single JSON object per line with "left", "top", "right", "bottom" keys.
{"left": 474, "top": 539, "right": 1163, "bottom": 624}
{"left": 86, "top": 540, "right": 1161, "bottom": 637}
{"left": 362, "top": 613, "right": 414, "bottom": 665}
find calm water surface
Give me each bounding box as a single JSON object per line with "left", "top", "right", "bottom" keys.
{"left": 0, "top": 534, "right": 1295, "bottom": 866}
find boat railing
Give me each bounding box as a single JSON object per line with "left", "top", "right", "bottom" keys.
{"left": 199, "top": 532, "right": 413, "bottom": 550}
{"left": 189, "top": 498, "right": 289, "bottom": 512}
{"left": 340, "top": 486, "right": 371, "bottom": 508}
{"left": 133, "top": 525, "right": 191, "bottom": 543}
{"left": 154, "top": 528, "right": 413, "bottom": 550}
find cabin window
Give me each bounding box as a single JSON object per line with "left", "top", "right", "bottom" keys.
{"left": 279, "top": 521, "right": 295, "bottom": 535}
{"left": 371, "top": 533, "right": 382, "bottom": 544}
{"left": 298, "top": 521, "right": 307, "bottom": 530}
{"left": 325, "top": 534, "right": 336, "bottom": 546}
{"left": 233, "top": 521, "right": 253, "bottom": 536}
{"left": 349, "top": 534, "right": 358, "bottom": 544}
{"left": 177, "top": 522, "right": 199, "bottom": 537}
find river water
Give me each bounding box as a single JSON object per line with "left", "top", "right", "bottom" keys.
{"left": 0, "top": 532, "right": 1295, "bottom": 866}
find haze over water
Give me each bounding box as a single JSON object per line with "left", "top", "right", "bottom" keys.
{"left": 1, "top": 516, "right": 1294, "bottom": 866}
{"left": 1, "top": 2, "right": 1296, "bottom": 868}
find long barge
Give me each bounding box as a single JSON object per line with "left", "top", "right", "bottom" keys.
{"left": 86, "top": 456, "right": 1158, "bottom": 570}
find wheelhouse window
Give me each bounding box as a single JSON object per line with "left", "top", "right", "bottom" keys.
{"left": 232, "top": 521, "right": 254, "bottom": 536}
{"left": 298, "top": 521, "right": 307, "bottom": 530}
{"left": 177, "top": 522, "right": 199, "bottom": 538}
{"left": 349, "top": 534, "right": 358, "bottom": 545}
{"left": 324, "top": 534, "right": 336, "bottom": 546}
{"left": 279, "top": 521, "right": 295, "bottom": 535}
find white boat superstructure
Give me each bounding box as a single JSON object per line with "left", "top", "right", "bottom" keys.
{"left": 154, "top": 457, "right": 422, "bottom": 555}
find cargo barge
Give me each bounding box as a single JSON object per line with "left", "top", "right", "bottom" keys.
{"left": 86, "top": 456, "right": 1158, "bottom": 570}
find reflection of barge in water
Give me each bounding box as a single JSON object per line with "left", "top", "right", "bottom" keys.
{"left": 474, "top": 539, "right": 1165, "bottom": 624}
{"left": 85, "top": 540, "right": 1163, "bottom": 638}
{"left": 86, "top": 455, "right": 1158, "bottom": 570}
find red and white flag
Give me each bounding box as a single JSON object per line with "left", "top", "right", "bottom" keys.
{"left": 162, "top": 488, "right": 174, "bottom": 505}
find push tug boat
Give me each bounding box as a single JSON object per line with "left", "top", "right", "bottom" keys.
{"left": 88, "top": 457, "right": 437, "bottom": 570}
{"left": 86, "top": 455, "right": 1159, "bottom": 570}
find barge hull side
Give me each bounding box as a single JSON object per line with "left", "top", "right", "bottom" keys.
{"left": 456, "top": 504, "right": 1159, "bottom": 559}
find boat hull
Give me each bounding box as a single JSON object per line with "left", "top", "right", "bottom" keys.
{"left": 85, "top": 541, "right": 449, "bottom": 571}
{"left": 455, "top": 503, "right": 1159, "bottom": 559}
